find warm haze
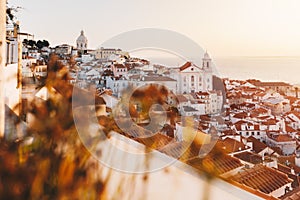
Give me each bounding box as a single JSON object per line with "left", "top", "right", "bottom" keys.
{"left": 8, "top": 0, "right": 300, "bottom": 57}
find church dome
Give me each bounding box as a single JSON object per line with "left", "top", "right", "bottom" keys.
{"left": 77, "top": 30, "right": 87, "bottom": 43}
{"left": 76, "top": 30, "right": 88, "bottom": 50}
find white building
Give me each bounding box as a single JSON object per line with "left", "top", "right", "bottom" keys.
{"left": 265, "top": 132, "right": 296, "bottom": 156}
{"left": 54, "top": 44, "right": 72, "bottom": 55}
{"left": 177, "top": 91, "right": 223, "bottom": 116}
{"left": 106, "top": 74, "right": 177, "bottom": 98}
{"left": 169, "top": 52, "right": 213, "bottom": 94}
{"left": 95, "top": 47, "right": 127, "bottom": 60}
{"left": 111, "top": 63, "right": 128, "bottom": 77}
{"left": 81, "top": 54, "right": 94, "bottom": 63}
{"left": 76, "top": 30, "right": 88, "bottom": 51}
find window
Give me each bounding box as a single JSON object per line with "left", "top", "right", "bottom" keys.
{"left": 191, "top": 75, "right": 195, "bottom": 83}
{"left": 252, "top": 132, "right": 255, "bottom": 135}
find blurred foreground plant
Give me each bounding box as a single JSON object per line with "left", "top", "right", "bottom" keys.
{"left": 0, "top": 54, "right": 106, "bottom": 199}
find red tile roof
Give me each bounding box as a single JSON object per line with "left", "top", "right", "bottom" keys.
{"left": 217, "top": 138, "right": 249, "bottom": 154}
{"left": 134, "top": 133, "right": 175, "bottom": 149}
{"left": 234, "top": 152, "right": 273, "bottom": 164}
{"left": 247, "top": 136, "right": 268, "bottom": 154}
{"left": 231, "top": 164, "right": 293, "bottom": 195}
{"left": 232, "top": 112, "right": 248, "bottom": 119}
{"left": 186, "top": 152, "right": 243, "bottom": 175}
{"left": 176, "top": 94, "right": 189, "bottom": 103}
{"left": 179, "top": 62, "right": 192, "bottom": 71}
{"left": 267, "top": 133, "right": 295, "bottom": 143}
{"left": 281, "top": 187, "right": 300, "bottom": 200}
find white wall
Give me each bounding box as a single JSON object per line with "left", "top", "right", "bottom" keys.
{"left": 93, "top": 132, "right": 265, "bottom": 200}
{"left": 4, "top": 63, "right": 21, "bottom": 115}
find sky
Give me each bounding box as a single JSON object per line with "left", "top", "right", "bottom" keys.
{"left": 8, "top": 0, "right": 300, "bottom": 57}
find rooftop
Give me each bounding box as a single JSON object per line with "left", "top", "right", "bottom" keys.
{"left": 186, "top": 152, "right": 243, "bottom": 176}
{"left": 231, "top": 164, "right": 293, "bottom": 195}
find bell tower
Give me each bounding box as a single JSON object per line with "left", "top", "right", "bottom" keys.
{"left": 202, "top": 51, "right": 213, "bottom": 91}
{"left": 202, "top": 51, "right": 212, "bottom": 71}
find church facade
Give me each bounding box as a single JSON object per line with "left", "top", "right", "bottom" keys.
{"left": 169, "top": 52, "right": 213, "bottom": 94}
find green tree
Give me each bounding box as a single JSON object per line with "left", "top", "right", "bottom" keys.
{"left": 42, "top": 39, "right": 50, "bottom": 47}
{"left": 28, "top": 39, "right": 36, "bottom": 49}
{"left": 36, "top": 39, "right": 50, "bottom": 50}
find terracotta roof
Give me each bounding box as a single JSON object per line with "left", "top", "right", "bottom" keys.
{"left": 234, "top": 120, "right": 250, "bottom": 125}
{"left": 262, "top": 119, "right": 278, "bottom": 126}
{"left": 234, "top": 151, "right": 269, "bottom": 164}
{"left": 277, "top": 155, "right": 300, "bottom": 175}
{"left": 251, "top": 81, "right": 291, "bottom": 87}
{"left": 176, "top": 95, "right": 189, "bottom": 103}
{"left": 231, "top": 164, "right": 293, "bottom": 195}
{"left": 285, "top": 124, "right": 297, "bottom": 133}
{"left": 114, "top": 64, "right": 126, "bottom": 69}
{"left": 277, "top": 163, "right": 293, "bottom": 174}
{"left": 217, "top": 138, "right": 249, "bottom": 154}
{"left": 270, "top": 146, "right": 283, "bottom": 156}
{"left": 186, "top": 152, "right": 243, "bottom": 175}
{"left": 232, "top": 112, "right": 248, "bottom": 119}
{"left": 255, "top": 92, "right": 267, "bottom": 97}
{"left": 281, "top": 185, "right": 300, "bottom": 200}
{"left": 247, "top": 136, "right": 268, "bottom": 154}
{"left": 256, "top": 115, "right": 272, "bottom": 121}
{"left": 196, "top": 91, "right": 209, "bottom": 96}
{"left": 267, "top": 133, "right": 295, "bottom": 143}
{"left": 118, "top": 120, "right": 153, "bottom": 138}
{"left": 179, "top": 61, "right": 192, "bottom": 71}
{"left": 129, "top": 74, "right": 176, "bottom": 82}
{"left": 134, "top": 133, "right": 175, "bottom": 149}
{"left": 251, "top": 107, "right": 269, "bottom": 115}
{"left": 158, "top": 141, "right": 199, "bottom": 161}
{"left": 222, "top": 129, "right": 239, "bottom": 136}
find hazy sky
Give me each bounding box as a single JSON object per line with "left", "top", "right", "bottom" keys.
{"left": 8, "top": 0, "right": 300, "bottom": 57}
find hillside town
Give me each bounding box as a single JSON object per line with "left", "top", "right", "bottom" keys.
{"left": 4, "top": 13, "right": 300, "bottom": 199}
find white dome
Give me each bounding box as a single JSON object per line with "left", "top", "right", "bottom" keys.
{"left": 77, "top": 30, "right": 88, "bottom": 43}
{"left": 76, "top": 30, "right": 88, "bottom": 50}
